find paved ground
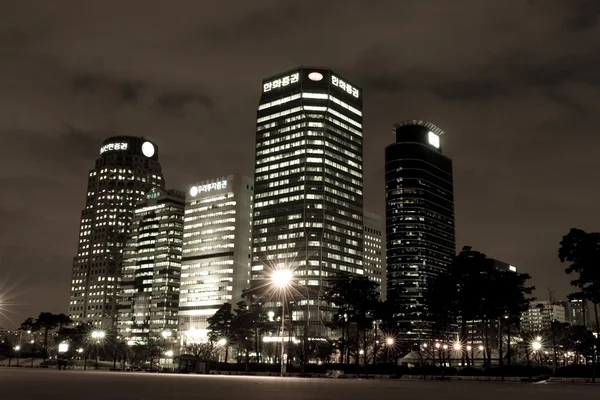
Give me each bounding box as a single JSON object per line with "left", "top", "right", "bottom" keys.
{"left": 0, "top": 369, "right": 598, "bottom": 400}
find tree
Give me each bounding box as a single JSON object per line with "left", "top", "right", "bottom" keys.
{"left": 325, "top": 273, "right": 380, "bottom": 366}
{"left": 424, "top": 246, "right": 534, "bottom": 367}
{"left": 559, "top": 228, "right": 600, "bottom": 381}
{"left": 207, "top": 302, "right": 234, "bottom": 362}
{"left": 183, "top": 341, "right": 219, "bottom": 361}
{"left": 231, "top": 301, "right": 254, "bottom": 370}
{"left": 20, "top": 312, "right": 73, "bottom": 362}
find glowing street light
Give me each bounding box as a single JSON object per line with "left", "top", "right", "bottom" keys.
{"left": 386, "top": 337, "right": 394, "bottom": 346}
{"left": 466, "top": 345, "right": 472, "bottom": 351}
{"left": 161, "top": 330, "right": 172, "bottom": 339}
{"left": 453, "top": 343, "right": 462, "bottom": 351}
{"left": 532, "top": 340, "right": 542, "bottom": 351}
{"left": 422, "top": 342, "right": 428, "bottom": 348}
{"left": 478, "top": 345, "right": 484, "bottom": 351}
{"left": 91, "top": 330, "right": 105, "bottom": 370}
{"left": 435, "top": 342, "right": 441, "bottom": 349}
{"left": 14, "top": 345, "right": 21, "bottom": 366}
{"left": 164, "top": 350, "right": 174, "bottom": 357}
{"left": 218, "top": 338, "right": 227, "bottom": 346}
{"left": 270, "top": 265, "right": 293, "bottom": 377}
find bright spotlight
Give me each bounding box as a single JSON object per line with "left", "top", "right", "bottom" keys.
{"left": 271, "top": 268, "right": 293, "bottom": 288}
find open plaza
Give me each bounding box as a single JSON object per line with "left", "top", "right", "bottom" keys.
{"left": 1, "top": 369, "right": 599, "bottom": 400}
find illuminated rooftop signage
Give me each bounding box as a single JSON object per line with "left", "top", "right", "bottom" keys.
{"left": 331, "top": 75, "right": 359, "bottom": 98}
{"left": 189, "top": 180, "right": 228, "bottom": 197}
{"left": 263, "top": 72, "right": 300, "bottom": 93}
{"left": 427, "top": 131, "right": 440, "bottom": 149}
{"left": 100, "top": 142, "right": 128, "bottom": 154}
{"left": 146, "top": 187, "right": 160, "bottom": 200}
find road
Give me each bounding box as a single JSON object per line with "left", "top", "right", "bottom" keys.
{"left": 0, "top": 369, "right": 598, "bottom": 400}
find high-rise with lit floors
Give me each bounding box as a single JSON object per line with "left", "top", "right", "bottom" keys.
{"left": 178, "top": 174, "right": 253, "bottom": 342}
{"left": 385, "top": 121, "right": 455, "bottom": 345}
{"left": 363, "top": 211, "right": 385, "bottom": 300}
{"left": 117, "top": 188, "right": 185, "bottom": 344}
{"left": 68, "top": 137, "right": 164, "bottom": 329}
{"left": 251, "top": 67, "right": 363, "bottom": 337}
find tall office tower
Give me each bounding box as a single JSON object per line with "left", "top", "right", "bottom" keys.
{"left": 178, "top": 175, "right": 253, "bottom": 341}
{"left": 68, "top": 137, "right": 164, "bottom": 329}
{"left": 363, "top": 211, "right": 385, "bottom": 300}
{"left": 251, "top": 67, "right": 363, "bottom": 337}
{"left": 385, "top": 120, "right": 455, "bottom": 344}
{"left": 117, "top": 188, "right": 185, "bottom": 344}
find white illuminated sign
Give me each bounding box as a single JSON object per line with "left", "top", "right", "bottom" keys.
{"left": 427, "top": 131, "right": 440, "bottom": 149}
{"left": 141, "top": 141, "right": 155, "bottom": 158}
{"left": 100, "top": 142, "right": 128, "bottom": 154}
{"left": 509, "top": 265, "right": 517, "bottom": 272}
{"left": 331, "top": 75, "right": 359, "bottom": 98}
{"left": 263, "top": 73, "right": 300, "bottom": 92}
{"left": 308, "top": 72, "right": 323, "bottom": 81}
{"left": 190, "top": 180, "right": 228, "bottom": 197}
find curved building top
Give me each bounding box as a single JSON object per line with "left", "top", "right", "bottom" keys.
{"left": 99, "top": 136, "right": 160, "bottom": 161}
{"left": 392, "top": 120, "right": 445, "bottom": 153}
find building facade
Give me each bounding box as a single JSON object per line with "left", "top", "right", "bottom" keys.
{"left": 385, "top": 120, "right": 455, "bottom": 344}
{"left": 68, "top": 136, "right": 164, "bottom": 329}
{"left": 251, "top": 67, "right": 363, "bottom": 337}
{"left": 363, "top": 211, "right": 385, "bottom": 300}
{"left": 178, "top": 174, "right": 253, "bottom": 341}
{"left": 117, "top": 188, "right": 185, "bottom": 344}
{"left": 521, "top": 301, "right": 567, "bottom": 333}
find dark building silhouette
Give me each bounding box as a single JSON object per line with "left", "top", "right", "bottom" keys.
{"left": 68, "top": 136, "right": 164, "bottom": 329}
{"left": 385, "top": 120, "right": 455, "bottom": 344}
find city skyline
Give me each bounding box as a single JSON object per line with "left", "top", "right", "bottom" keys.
{"left": 1, "top": 0, "right": 599, "bottom": 328}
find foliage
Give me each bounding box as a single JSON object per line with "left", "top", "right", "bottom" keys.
{"left": 183, "top": 341, "right": 219, "bottom": 361}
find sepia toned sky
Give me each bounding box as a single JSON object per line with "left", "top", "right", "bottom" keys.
{"left": 1, "top": 0, "right": 599, "bottom": 327}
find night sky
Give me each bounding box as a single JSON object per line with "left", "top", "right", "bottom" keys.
{"left": 1, "top": 0, "right": 599, "bottom": 328}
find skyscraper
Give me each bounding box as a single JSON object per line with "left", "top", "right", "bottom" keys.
{"left": 117, "top": 188, "right": 185, "bottom": 344}
{"left": 251, "top": 67, "right": 363, "bottom": 336}
{"left": 68, "top": 136, "right": 164, "bottom": 329}
{"left": 363, "top": 211, "right": 385, "bottom": 300}
{"left": 385, "top": 120, "right": 455, "bottom": 343}
{"left": 178, "top": 174, "right": 253, "bottom": 342}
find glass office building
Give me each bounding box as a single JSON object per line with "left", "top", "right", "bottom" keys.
{"left": 117, "top": 188, "right": 185, "bottom": 344}
{"left": 385, "top": 121, "right": 455, "bottom": 344}
{"left": 68, "top": 136, "right": 164, "bottom": 329}
{"left": 178, "top": 174, "right": 253, "bottom": 342}
{"left": 251, "top": 67, "right": 363, "bottom": 337}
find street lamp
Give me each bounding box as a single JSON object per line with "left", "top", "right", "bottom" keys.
{"left": 386, "top": 337, "right": 394, "bottom": 346}
{"left": 161, "top": 330, "right": 172, "bottom": 339}
{"left": 14, "top": 345, "right": 21, "bottom": 367}
{"left": 271, "top": 265, "right": 293, "bottom": 376}
{"left": 91, "top": 330, "right": 105, "bottom": 370}
{"left": 532, "top": 340, "right": 542, "bottom": 351}
{"left": 453, "top": 343, "right": 462, "bottom": 351}
{"left": 217, "top": 338, "right": 227, "bottom": 346}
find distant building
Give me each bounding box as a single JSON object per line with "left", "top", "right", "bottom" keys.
{"left": 521, "top": 301, "right": 567, "bottom": 332}
{"left": 68, "top": 136, "right": 165, "bottom": 329}
{"left": 563, "top": 299, "right": 598, "bottom": 330}
{"left": 178, "top": 174, "right": 253, "bottom": 342}
{"left": 363, "top": 211, "right": 385, "bottom": 300}
{"left": 486, "top": 258, "right": 517, "bottom": 273}
{"left": 117, "top": 188, "right": 185, "bottom": 344}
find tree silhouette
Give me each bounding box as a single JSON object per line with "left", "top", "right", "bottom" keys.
{"left": 207, "top": 302, "right": 234, "bottom": 362}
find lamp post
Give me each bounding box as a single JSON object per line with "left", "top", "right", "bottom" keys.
{"left": 386, "top": 337, "right": 394, "bottom": 364}
{"left": 271, "top": 266, "right": 293, "bottom": 376}
{"left": 14, "top": 345, "right": 21, "bottom": 367}
{"left": 91, "top": 330, "right": 105, "bottom": 370}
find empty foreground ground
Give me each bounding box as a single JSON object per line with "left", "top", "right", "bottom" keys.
{"left": 0, "top": 369, "right": 599, "bottom": 400}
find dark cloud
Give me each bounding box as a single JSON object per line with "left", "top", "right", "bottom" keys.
{"left": 0, "top": 0, "right": 599, "bottom": 328}
{"left": 156, "top": 91, "right": 214, "bottom": 110}
{"left": 73, "top": 74, "right": 144, "bottom": 103}
{"left": 563, "top": 0, "right": 600, "bottom": 32}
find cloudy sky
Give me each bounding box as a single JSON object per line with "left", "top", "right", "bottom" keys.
{"left": 1, "top": 0, "right": 599, "bottom": 327}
